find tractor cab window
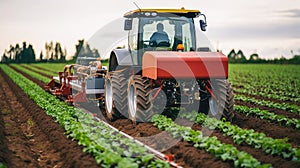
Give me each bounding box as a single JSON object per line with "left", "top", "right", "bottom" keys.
{"left": 128, "top": 18, "right": 139, "bottom": 65}
{"left": 140, "top": 16, "right": 196, "bottom": 52}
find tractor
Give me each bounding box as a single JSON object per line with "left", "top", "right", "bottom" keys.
{"left": 45, "top": 57, "right": 106, "bottom": 106}
{"left": 104, "top": 8, "right": 234, "bottom": 123}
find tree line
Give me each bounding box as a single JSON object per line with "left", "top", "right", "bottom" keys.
{"left": 1, "top": 42, "right": 36, "bottom": 63}
{"left": 72, "top": 39, "right": 100, "bottom": 62}
{"left": 2, "top": 42, "right": 299, "bottom": 64}
{"left": 227, "top": 49, "right": 300, "bottom": 64}
{"left": 1, "top": 39, "right": 100, "bottom": 64}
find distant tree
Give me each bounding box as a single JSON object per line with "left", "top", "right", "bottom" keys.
{"left": 289, "top": 55, "right": 300, "bottom": 64}
{"left": 45, "top": 41, "right": 55, "bottom": 61}
{"left": 279, "top": 56, "right": 288, "bottom": 64}
{"left": 60, "top": 48, "right": 67, "bottom": 62}
{"left": 27, "top": 44, "right": 36, "bottom": 63}
{"left": 39, "top": 51, "right": 44, "bottom": 62}
{"left": 227, "top": 49, "right": 236, "bottom": 59}
{"left": 249, "top": 53, "right": 259, "bottom": 60}
{"left": 49, "top": 41, "right": 54, "bottom": 60}
{"left": 50, "top": 52, "right": 54, "bottom": 61}
{"left": 234, "top": 50, "right": 247, "bottom": 63}
{"left": 54, "top": 42, "right": 63, "bottom": 61}
{"left": 15, "top": 44, "right": 21, "bottom": 62}
{"left": 85, "top": 43, "right": 94, "bottom": 57}
{"left": 227, "top": 49, "right": 236, "bottom": 63}
{"left": 45, "top": 42, "right": 50, "bottom": 60}
{"left": 64, "top": 48, "right": 67, "bottom": 60}
{"left": 19, "top": 42, "right": 28, "bottom": 63}
{"left": 1, "top": 50, "right": 9, "bottom": 63}
{"left": 92, "top": 48, "right": 100, "bottom": 58}
{"left": 248, "top": 53, "right": 260, "bottom": 63}
{"left": 8, "top": 45, "right": 15, "bottom": 61}
{"left": 43, "top": 41, "right": 66, "bottom": 62}
{"left": 236, "top": 50, "right": 245, "bottom": 59}
{"left": 227, "top": 49, "right": 247, "bottom": 63}
{"left": 73, "top": 39, "right": 84, "bottom": 60}
{"left": 72, "top": 39, "right": 101, "bottom": 61}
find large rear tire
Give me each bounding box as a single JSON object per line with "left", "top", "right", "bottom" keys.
{"left": 208, "top": 79, "right": 234, "bottom": 121}
{"left": 127, "top": 75, "right": 154, "bottom": 124}
{"left": 105, "top": 69, "right": 129, "bottom": 120}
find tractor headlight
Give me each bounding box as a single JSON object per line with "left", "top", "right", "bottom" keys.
{"left": 143, "top": 12, "right": 157, "bottom": 17}
{"left": 151, "top": 12, "right": 157, "bottom": 16}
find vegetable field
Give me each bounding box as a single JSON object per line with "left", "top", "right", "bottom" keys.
{"left": 0, "top": 63, "right": 299, "bottom": 168}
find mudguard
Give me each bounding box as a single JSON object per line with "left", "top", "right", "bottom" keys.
{"left": 109, "top": 49, "right": 132, "bottom": 71}
{"left": 142, "top": 51, "right": 228, "bottom": 79}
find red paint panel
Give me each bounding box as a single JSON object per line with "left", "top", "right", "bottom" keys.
{"left": 142, "top": 51, "right": 228, "bottom": 79}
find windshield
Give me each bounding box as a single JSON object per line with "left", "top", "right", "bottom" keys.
{"left": 140, "top": 16, "right": 196, "bottom": 52}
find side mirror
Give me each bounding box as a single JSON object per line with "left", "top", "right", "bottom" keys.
{"left": 200, "top": 20, "right": 207, "bottom": 31}
{"left": 124, "top": 19, "right": 132, "bottom": 31}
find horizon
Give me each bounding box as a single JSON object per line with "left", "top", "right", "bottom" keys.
{"left": 0, "top": 0, "right": 300, "bottom": 60}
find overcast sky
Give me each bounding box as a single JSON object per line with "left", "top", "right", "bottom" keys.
{"left": 0, "top": 0, "right": 300, "bottom": 59}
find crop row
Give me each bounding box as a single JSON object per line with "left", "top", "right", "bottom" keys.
{"left": 233, "top": 86, "right": 300, "bottom": 103}
{"left": 8, "top": 63, "right": 300, "bottom": 167}
{"left": 230, "top": 80, "right": 300, "bottom": 101}
{"left": 179, "top": 112, "right": 300, "bottom": 163}
{"left": 235, "top": 94, "right": 300, "bottom": 115}
{"left": 229, "top": 64, "right": 300, "bottom": 91}
{"left": 0, "top": 64, "right": 169, "bottom": 168}
{"left": 234, "top": 105, "right": 300, "bottom": 130}
{"left": 10, "top": 64, "right": 50, "bottom": 83}
{"left": 21, "top": 64, "right": 58, "bottom": 77}
{"left": 11, "top": 64, "right": 300, "bottom": 130}
{"left": 229, "top": 64, "right": 300, "bottom": 103}
{"left": 151, "top": 114, "right": 271, "bottom": 168}
{"left": 3, "top": 65, "right": 271, "bottom": 167}
{"left": 31, "top": 63, "right": 67, "bottom": 72}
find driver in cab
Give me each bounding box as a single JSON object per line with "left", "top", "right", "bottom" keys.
{"left": 149, "top": 23, "right": 170, "bottom": 47}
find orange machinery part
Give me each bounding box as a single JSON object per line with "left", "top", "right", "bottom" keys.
{"left": 142, "top": 51, "right": 228, "bottom": 79}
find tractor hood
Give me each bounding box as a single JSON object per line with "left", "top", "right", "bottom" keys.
{"left": 142, "top": 51, "right": 228, "bottom": 79}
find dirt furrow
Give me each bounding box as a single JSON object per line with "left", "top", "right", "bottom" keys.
{"left": 9, "top": 65, "right": 300, "bottom": 167}
{"left": 236, "top": 100, "right": 300, "bottom": 120}
{"left": 16, "top": 67, "right": 233, "bottom": 167}
{"left": 109, "top": 118, "right": 232, "bottom": 168}
{"left": 31, "top": 64, "right": 59, "bottom": 74}
{"left": 233, "top": 91, "right": 300, "bottom": 107}
{"left": 8, "top": 65, "right": 46, "bottom": 87}
{"left": 232, "top": 113, "right": 300, "bottom": 147}
{"left": 191, "top": 123, "right": 299, "bottom": 168}
{"left": 20, "top": 64, "right": 53, "bottom": 78}
{"left": 0, "top": 69, "right": 99, "bottom": 167}
{"left": 0, "top": 71, "right": 61, "bottom": 167}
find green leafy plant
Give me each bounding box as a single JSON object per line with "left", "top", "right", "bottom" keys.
{"left": 180, "top": 112, "right": 300, "bottom": 163}
{"left": 229, "top": 64, "right": 300, "bottom": 103}
{"left": 151, "top": 114, "right": 271, "bottom": 168}
{"left": 235, "top": 94, "right": 300, "bottom": 115}
{"left": 234, "top": 105, "right": 300, "bottom": 130}
{"left": 21, "top": 64, "right": 58, "bottom": 77}
{"left": 11, "top": 64, "right": 50, "bottom": 83}
{"left": 0, "top": 163, "right": 6, "bottom": 168}
{"left": 0, "top": 64, "right": 169, "bottom": 168}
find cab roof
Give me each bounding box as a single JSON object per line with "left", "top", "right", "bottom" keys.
{"left": 124, "top": 8, "right": 201, "bottom": 18}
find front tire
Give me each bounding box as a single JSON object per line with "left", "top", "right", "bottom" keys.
{"left": 208, "top": 79, "right": 234, "bottom": 121}
{"left": 127, "top": 75, "right": 154, "bottom": 124}
{"left": 105, "top": 69, "right": 129, "bottom": 121}
{"left": 105, "top": 72, "right": 116, "bottom": 120}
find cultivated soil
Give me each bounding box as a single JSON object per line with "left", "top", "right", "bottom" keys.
{"left": 0, "top": 69, "right": 99, "bottom": 168}
{"left": 2, "top": 66, "right": 300, "bottom": 168}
